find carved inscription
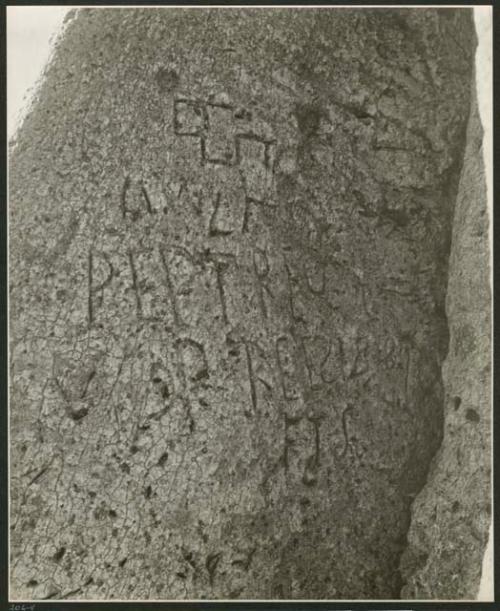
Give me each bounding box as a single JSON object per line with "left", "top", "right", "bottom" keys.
{"left": 304, "top": 258, "right": 326, "bottom": 295}
{"left": 209, "top": 191, "right": 237, "bottom": 236}
{"left": 205, "top": 103, "right": 235, "bottom": 165}
{"left": 121, "top": 176, "right": 167, "bottom": 221}
{"left": 252, "top": 248, "right": 274, "bottom": 319}
{"left": 176, "top": 338, "right": 209, "bottom": 386}
{"left": 343, "top": 327, "right": 371, "bottom": 379}
{"left": 160, "top": 246, "right": 200, "bottom": 327}
{"left": 244, "top": 342, "right": 257, "bottom": 417}
{"left": 128, "top": 249, "right": 174, "bottom": 325}
{"left": 302, "top": 418, "right": 321, "bottom": 486}
{"left": 285, "top": 262, "right": 308, "bottom": 324}
{"left": 341, "top": 404, "right": 354, "bottom": 457}
{"left": 242, "top": 340, "right": 273, "bottom": 417}
{"left": 173, "top": 97, "right": 277, "bottom": 206}
{"left": 52, "top": 351, "right": 102, "bottom": 422}
{"left": 207, "top": 252, "right": 236, "bottom": 326}
{"left": 148, "top": 343, "right": 174, "bottom": 413}
{"left": 276, "top": 335, "right": 301, "bottom": 402}
{"left": 283, "top": 415, "right": 321, "bottom": 487}
{"left": 236, "top": 135, "right": 276, "bottom": 204}
{"left": 301, "top": 335, "right": 330, "bottom": 390}
{"left": 173, "top": 98, "right": 206, "bottom": 136}
{"left": 88, "top": 251, "right": 114, "bottom": 325}
{"left": 320, "top": 336, "right": 342, "bottom": 384}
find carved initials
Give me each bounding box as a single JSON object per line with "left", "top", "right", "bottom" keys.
{"left": 88, "top": 251, "right": 114, "bottom": 325}
{"left": 176, "top": 338, "right": 209, "bottom": 386}
{"left": 205, "top": 103, "right": 235, "bottom": 165}
{"left": 128, "top": 249, "right": 174, "bottom": 325}
{"left": 121, "top": 176, "right": 158, "bottom": 220}
{"left": 207, "top": 253, "right": 236, "bottom": 326}
{"left": 285, "top": 262, "right": 307, "bottom": 324}
{"left": 242, "top": 340, "right": 273, "bottom": 417}
{"left": 159, "top": 246, "right": 199, "bottom": 327}
{"left": 209, "top": 191, "right": 235, "bottom": 236}
{"left": 276, "top": 335, "right": 301, "bottom": 401}
{"left": 173, "top": 97, "right": 277, "bottom": 189}
{"left": 236, "top": 134, "right": 276, "bottom": 205}
{"left": 301, "top": 335, "right": 330, "bottom": 389}
{"left": 253, "top": 248, "right": 274, "bottom": 319}
{"left": 174, "top": 99, "right": 206, "bottom": 136}
{"left": 321, "top": 336, "right": 343, "bottom": 384}
{"left": 304, "top": 258, "right": 326, "bottom": 294}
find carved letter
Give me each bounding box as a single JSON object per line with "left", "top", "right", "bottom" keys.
{"left": 176, "top": 338, "right": 209, "bottom": 386}
{"left": 205, "top": 103, "right": 235, "bottom": 165}
{"left": 253, "top": 248, "right": 274, "bottom": 319}
{"left": 276, "top": 335, "right": 301, "bottom": 401}
{"left": 236, "top": 134, "right": 276, "bottom": 205}
{"left": 88, "top": 250, "right": 114, "bottom": 325}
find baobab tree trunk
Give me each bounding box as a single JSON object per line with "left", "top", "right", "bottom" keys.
{"left": 9, "top": 8, "right": 481, "bottom": 600}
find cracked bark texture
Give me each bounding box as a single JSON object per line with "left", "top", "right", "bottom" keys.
{"left": 9, "top": 8, "right": 479, "bottom": 600}
{"left": 399, "top": 81, "right": 491, "bottom": 599}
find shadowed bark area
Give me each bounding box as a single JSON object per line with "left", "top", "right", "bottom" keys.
{"left": 400, "top": 79, "right": 491, "bottom": 600}
{"left": 9, "top": 8, "right": 477, "bottom": 600}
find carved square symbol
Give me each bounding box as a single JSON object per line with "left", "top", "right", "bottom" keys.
{"left": 174, "top": 99, "right": 205, "bottom": 136}
{"left": 237, "top": 135, "right": 275, "bottom": 203}
{"left": 204, "top": 104, "right": 235, "bottom": 165}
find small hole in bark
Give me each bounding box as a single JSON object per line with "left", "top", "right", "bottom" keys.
{"left": 27, "top": 579, "right": 38, "bottom": 587}
{"left": 53, "top": 546, "right": 66, "bottom": 562}
{"left": 294, "top": 103, "right": 322, "bottom": 137}
{"left": 118, "top": 557, "right": 128, "bottom": 567}
{"left": 144, "top": 485, "right": 153, "bottom": 499}
{"left": 451, "top": 501, "right": 460, "bottom": 512}
{"left": 156, "top": 67, "right": 179, "bottom": 92}
{"left": 157, "top": 452, "right": 169, "bottom": 467}
{"left": 234, "top": 107, "right": 252, "bottom": 121}
{"left": 465, "top": 408, "right": 480, "bottom": 423}
{"left": 161, "top": 383, "right": 170, "bottom": 399}
{"left": 70, "top": 406, "right": 89, "bottom": 421}
{"left": 193, "top": 368, "right": 209, "bottom": 381}
{"left": 453, "top": 396, "right": 462, "bottom": 410}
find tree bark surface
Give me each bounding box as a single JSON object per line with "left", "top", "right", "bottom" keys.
{"left": 400, "top": 78, "right": 491, "bottom": 600}
{"left": 9, "top": 8, "right": 480, "bottom": 600}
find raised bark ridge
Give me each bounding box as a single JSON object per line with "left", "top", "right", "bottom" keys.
{"left": 400, "top": 79, "right": 491, "bottom": 600}
{"left": 9, "top": 8, "right": 476, "bottom": 600}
